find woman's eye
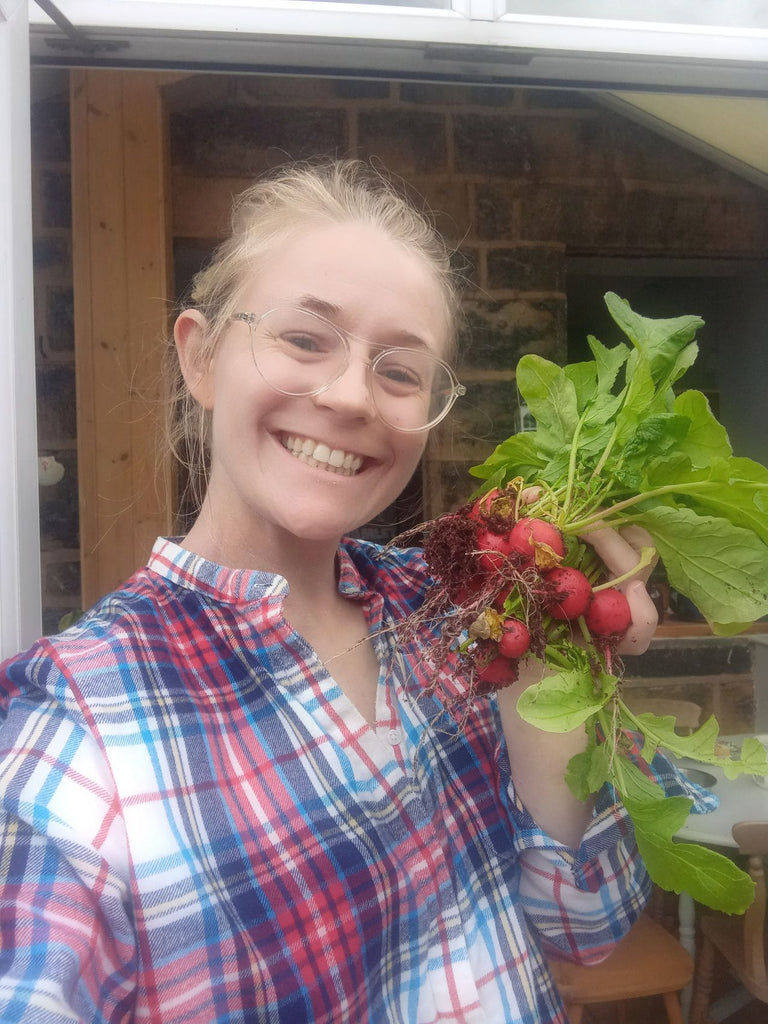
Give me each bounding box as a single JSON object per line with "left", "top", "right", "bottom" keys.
{"left": 282, "top": 331, "right": 324, "bottom": 353}
{"left": 376, "top": 362, "right": 423, "bottom": 390}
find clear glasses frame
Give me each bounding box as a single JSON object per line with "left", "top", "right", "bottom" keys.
{"left": 231, "top": 306, "right": 466, "bottom": 433}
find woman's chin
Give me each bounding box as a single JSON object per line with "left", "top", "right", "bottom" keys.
{"left": 278, "top": 512, "right": 366, "bottom": 545}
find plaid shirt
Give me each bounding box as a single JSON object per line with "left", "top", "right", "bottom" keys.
{"left": 0, "top": 537, "right": 660, "bottom": 1024}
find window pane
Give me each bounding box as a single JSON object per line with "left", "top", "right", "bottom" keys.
{"left": 284, "top": 0, "right": 453, "bottom": 6}
{"left": 502, "top": 1, "right": 768, "bottom": 29}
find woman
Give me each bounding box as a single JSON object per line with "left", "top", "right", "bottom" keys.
{"left": 1, "top": 160, "right": 663, "bottom": 1023}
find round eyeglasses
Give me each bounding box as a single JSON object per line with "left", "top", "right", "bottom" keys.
{"left": 230, "top": 306, "right": 465, "bottom": 432}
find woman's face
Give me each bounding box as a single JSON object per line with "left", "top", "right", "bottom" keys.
{"left": 178, "top": 221, "right": 452, "bottom": 558}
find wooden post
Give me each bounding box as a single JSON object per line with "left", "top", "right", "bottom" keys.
{"left": 71, "top": 70, "right": 174, "bottom": 608}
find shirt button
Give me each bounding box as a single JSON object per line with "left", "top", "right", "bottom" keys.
{"left": 387, "top": 728, "right": 402, "bottom": 746}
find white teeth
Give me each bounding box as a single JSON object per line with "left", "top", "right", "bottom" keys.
{"left": 281, "top": 435, "right": 363, "bottom": 476}
{"left": 313, "top": 443, "right": 331, "bottom": 464}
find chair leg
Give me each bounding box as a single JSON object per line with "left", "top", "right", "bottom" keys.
{"left": 564, "top": 1003, "right": 584, "bottom": 1024}
{"left": 661, "top": 991, "right": 685, "bottom": 1024}
{"left": 689, "top": 936, "right": 716, "bottom": 1024}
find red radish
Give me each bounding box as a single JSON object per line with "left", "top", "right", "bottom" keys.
{"left": 508, "top": 517, "right": 565, "bottom": 567}
{"left": 476, "top": 527, "right": 511, "bottom": 574}
{"left": 476, "top": 653, "right": 515, "bottom": 689}
{"left": 469, "top": 486, "right": 516, "bottom": 523}
{"left": 498, "top": 618, "right": 531, "bottom": 659}
{"left": 546, "top": 566, "right": 592, "bottom": 620}
{"left": 585, "top": 588, "right": 632, "bottom": 638}
{"left": 469, "top": 489, "right": 502, "bottom": 520}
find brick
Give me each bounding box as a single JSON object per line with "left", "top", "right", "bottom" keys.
{"left": 623, "top": 638, "right": 754, "bottom": 678}
{"left": 404, "top": 179, "right": 471, "bottom": 243}
{"left": 333, "top": 79, "right": 391, "bottom": 101}
{"left": 452, "top": 247, "right": 479, "bottom": 292}
{"left": 170, "top": 107, "right": 347, "bottom": 174}
{"left": 459, "top": 297, "right": 566, "bottom": 370}
{"left": 425, "top": 459, "right": 481, "bottom": 518}
{"left": 33, "top": 237, "right": 68, "bottom": 270}
{"left": 486, "top": 246, "right": 565, "bottom": 292}
{"left": 164, "top": 74, "right": 235, "bottom": 111}
{"left": 174, "top": 241, "right": 217, "bottom": 300}
{"left": 38, "top": 451, "right": 80, "bottom": 550}
{"left": 239, "top": 76, "right": 340, "bottom": 104}
{"left": 475, "top": 183, "right": 518, "bottom": 240}
{"left": 42, "top": 557, "right": 82, "bottom": 601}
{"left": 40, "top": 170, "right": 72, "bottom": 230}
{"left": 454, "top": 115, "right": 532, "bottom": 177}
{"left": 608, "top": 114, "right": 730, "bottom": 186}
{"left": 624, "top": 190, "right": 768, "bottom": 256}
{"left": 357, "top": 110, "right": 446, "bottom": 174}
{"left": 36, "top": 364, "right": 77, "bottom": 443}
{"left": 526, "top": 116, "right": 615, "bottom": 180}
{"left": 400, "top": 83, "right": 517, "bottom": 108}
{"left": 449, "top": 377, "right": 521, "bottom": 447}
{"left": 31, "top": 100, "right": 71, "bottom": 162}
{"left": 44, "top": 286, "right": 75, "bottom": 354}
{"left": 523, "top": 90, "right": 595, "bottom": 110}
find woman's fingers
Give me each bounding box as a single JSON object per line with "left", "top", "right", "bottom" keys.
{"left": 615, "top": 579, "right": 658, "bottom": 655}
{"left": 580, "top": 522, "right": 659, "bottom": 655}
{"left": 580, "top": 523, "right": 657, "bottom": 585}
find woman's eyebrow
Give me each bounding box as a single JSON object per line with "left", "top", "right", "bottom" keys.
{"left": 295, "top": 294, "right": 342, "bottom": 319}
{"left": 296, "top": 293, "right": 432, "bottom": 351}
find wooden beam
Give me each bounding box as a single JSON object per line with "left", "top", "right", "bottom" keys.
{"left": 71, "top": 70, "right": 174, "bottom": 607}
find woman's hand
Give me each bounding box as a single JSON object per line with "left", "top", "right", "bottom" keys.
{"left": 497, "top": 512, "right": 659, "bottom": 846}
{"left": 579, "top": 522, "right": 659, "bottom": 655}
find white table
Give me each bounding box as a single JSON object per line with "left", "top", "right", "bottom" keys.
{"left": 674, "top": 740, "right": 768, "bottom": 1021}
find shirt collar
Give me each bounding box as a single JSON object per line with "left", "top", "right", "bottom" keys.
{"left": 147, "top": 536, "right": 373, "bottom": 605}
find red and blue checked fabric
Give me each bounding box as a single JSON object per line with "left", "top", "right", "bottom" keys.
{"left": 0, "top": 537, "right": 690, "bottom": 1023}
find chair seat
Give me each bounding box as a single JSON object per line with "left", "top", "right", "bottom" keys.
{"left": 548, "top": 913, "right": 694, "bottom": 1004}
{"left": 699, "top": 913, "right": 768, "bottom": 1003}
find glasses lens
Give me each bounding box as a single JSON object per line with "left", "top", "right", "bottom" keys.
{"left": 371, "top": 349, "right": 456, "bottom": 431}
{"left": 250, "top": 308, "right": 345, "bottom": 395}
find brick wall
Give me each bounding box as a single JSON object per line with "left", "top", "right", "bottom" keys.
{"left": 165, "top": 74, "right": 768, "bottom": 523}
{"left": 30, "top": 70, "right": 768, "bottom": 630}
{"left": 31, "top": 74, "right": 78, "bottom": 635}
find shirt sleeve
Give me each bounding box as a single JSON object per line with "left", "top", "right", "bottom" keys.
{"left": 496, "top": 733, "right": 714, "bottom": 966}
{"left": 494, "top": 738, "right": 650, "bottom": 965}
{"left": 0, "top": 665, "right": 137, "bottom": 1023}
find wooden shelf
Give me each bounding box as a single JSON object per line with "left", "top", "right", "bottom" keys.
{"left": 656, "top": 621, "right": 768, "bottom": 639}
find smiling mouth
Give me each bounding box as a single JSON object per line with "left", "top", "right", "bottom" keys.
{"left": 281, "top": 434, "right": 365, "bottom": 476}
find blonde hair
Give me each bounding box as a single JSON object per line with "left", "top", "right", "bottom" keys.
{"left": 166, "top": 158, "right": 463, "bottom": 514}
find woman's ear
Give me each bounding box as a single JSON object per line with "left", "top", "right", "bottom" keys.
{"left": 174, "top": 309, "right": 216, "bottom": 410}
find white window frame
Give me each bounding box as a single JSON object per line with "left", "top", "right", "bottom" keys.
{"left": 27, "top": 2, "right": 768, "bottom": 92}
{"left": 1, "top": 0, "right": 40, "bottom": 658}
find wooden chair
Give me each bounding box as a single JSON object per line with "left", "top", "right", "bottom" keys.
{"left": 546, "top": 911, "right": 694, "bottom": 1024}
{"left": 689, "top": 821, "right": 768, "bottom": 1024}
{"left": 624, "top": 696, "right": 703, "bottom": 735}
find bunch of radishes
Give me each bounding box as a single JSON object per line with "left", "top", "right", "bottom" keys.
{"left": 432, "top": 484, "right": 634, "bottom": 690}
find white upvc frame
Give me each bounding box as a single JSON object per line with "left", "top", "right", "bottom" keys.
{"left": 28, "top": 1, "right": 768, "bottom": 93}
{"left": 0, "top": 0, "right": 41, "bottom": 658}
{"left": 28, "top": 1, "right": 768, "bottom": 61}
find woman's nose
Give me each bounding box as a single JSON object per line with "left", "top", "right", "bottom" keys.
{"left": 312, "top": 356, "right": 376, "bottom": 421}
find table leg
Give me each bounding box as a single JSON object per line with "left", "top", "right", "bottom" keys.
{"left": 678, "top": 891, "right": 696, "bottom": 1022}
